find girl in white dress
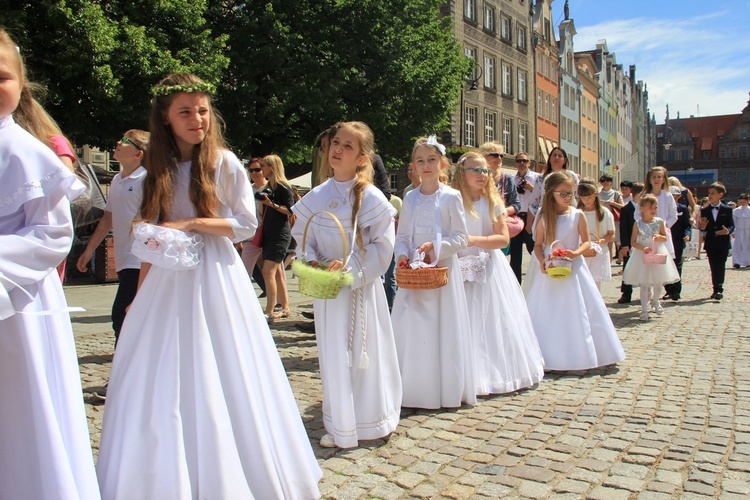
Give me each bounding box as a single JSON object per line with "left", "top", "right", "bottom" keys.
{"left": 291, "top": 121, "right": 402, "bottom": 449}
{"left": 0, "top": 29, "right": 100, "bottom": 500}
{"left": 578, "top": 180, "right": 615, "bottom": 291}
{"left": 641, "top": 166, "right": 678, "bottom": 258}
{"left": 524, "top": 172, "right": 625, "bottom": 371}
{"left": 732, "top": 193, "right": 750, "bottom": 267}
{"left": 623, "top": 194, "right": 680, "bottom": 321}
{"left": 96, "top": 73, "right": 321, "bottom": 499}
{"left": 452, "top": 152, "right": 544, "bottom": 395}
{"left": 391, "top": 136, "right": 477, "bottom": 409}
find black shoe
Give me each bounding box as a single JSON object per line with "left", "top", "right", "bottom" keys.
{"left": 734, "top": 264, "right": 741, "bottom": 268}
{"left": 670, "top": 293, "right": 680, "bottom": 301}
{"left": 617, "top": 296, "right": 631, "bottom": 304}
{"left": 301, "top": 311, "right": 315, "bottom": 320}
{"left": 714, "top": 292, "right": 723, "bottom": 300}
{"left": 258, "top": 292, "right": 266, "bottom": 298}
{"left": 295, "top": 321, "right": 316, "bottom": 333}
{"left": 709, "top": 293, "right": 716, "bottom": 300}
{"left": 661, "top": 293, "right": 671, "bottom": 301}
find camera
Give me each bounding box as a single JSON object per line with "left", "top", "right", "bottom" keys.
{"left": 254, "top": 188, "right": 273, "bottom": 201}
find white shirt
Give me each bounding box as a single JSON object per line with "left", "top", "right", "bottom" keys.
{"left": 106, "top": 166, "right": 146, "bottom": 271}
{"left": 514, "top": 170, "right": 543, "bottom": 214}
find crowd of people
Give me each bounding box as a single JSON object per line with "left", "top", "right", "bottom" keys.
{"left": 2, "top": 24, "right": 748, "bottom": 499}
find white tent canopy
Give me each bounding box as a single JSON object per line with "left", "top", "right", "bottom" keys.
{"left": 288, "top": 171, "right": 311, "bottom": 189}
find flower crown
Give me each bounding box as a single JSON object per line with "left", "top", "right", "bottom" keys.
{"left": 151, "top": 82, "right": 216, "bottom": 98}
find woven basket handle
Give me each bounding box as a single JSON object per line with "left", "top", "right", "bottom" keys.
{"left": 301, "top": 211, "right": 348, "bottom": 264}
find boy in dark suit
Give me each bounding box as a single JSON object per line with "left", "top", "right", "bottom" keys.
{"left": 663, "top": 186, "right": 693, "bottom": 300}
{"left": 699, "top": 182, "right": 735, "bottom": 300}
{"left": 617, "top": 182, "right": 644, "bottom": 304}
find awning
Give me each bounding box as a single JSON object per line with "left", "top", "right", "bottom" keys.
{"left": 701, "top": 137, "right": 712, "bottom": 151}
{"left": 546, "top": 139, "right": 557, "bottom": 156}
{"left": 538, "top": 137, "right": 549, "bottom": 162}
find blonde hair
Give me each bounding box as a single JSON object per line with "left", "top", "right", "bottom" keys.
{"left": 478, "top": 141, "right": 504, "bottom": 156}
{"left": 645, "top": 166, "right": 668, "bottom": 193}
{"left": 322, "top": 121, "right": 375, "bottom": 252}
{"left": 668, "top": 175, "right": 695, "bottom": 211}
{"left": 541, "top": 171, "right": 574, "bottom": 245}
{"left": 411, "top": 136, "right": 445, "bottom": 159}
{"left": 639, "top": 193, "right": 658, "bottom": 208}
{"left": 139, "top": 73, "right": 226, "bottom": 223}
{"left": 452, "top": 152, "right": 504, "bottom": 222}
{"left": 261, "top": 154, "right": 291, "bottom": 190}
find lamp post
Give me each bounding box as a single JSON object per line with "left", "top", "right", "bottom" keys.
{"left": 459, "top": 62, "right": 483, "bottom": 147}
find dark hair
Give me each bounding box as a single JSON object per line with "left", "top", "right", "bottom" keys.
{"left": 708, "top": 182, "right": 726, "bottom": 195}
{"left": 620, "top": 180, "right": 633, "bottom": 188}
{"left": 599, "top": 173, "right": 614, "bottom": 183}
{"left": 739, "top": 193, "right": 749, "bottom": 201}
{"left": 577, "top": 181, "right": 605, "bottom": 222}
{"left": 631, "top": 182, "right": 645, "bottom": 196}
{"left": 543, "top": 147, "right": 568, "bottom": 177}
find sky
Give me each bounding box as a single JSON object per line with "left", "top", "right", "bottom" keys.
{"left": 551, "top": 0, "right": 750, "bottom": 124}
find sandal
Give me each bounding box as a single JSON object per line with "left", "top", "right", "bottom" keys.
{"left": 281, "top": 309, "right": 291, "bottom": 318}
{"left": 264, "top": 313, "right": 276, "bottom": 324}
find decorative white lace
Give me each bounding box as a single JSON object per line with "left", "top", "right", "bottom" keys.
{"left": 132, "top": 223, "right": 204, "bottom": 270}
{"left": 459, "top": 252, "right": 489, "bottom": 283}
{"left": 0, "top": 167, "right": 65, "bottom": 209}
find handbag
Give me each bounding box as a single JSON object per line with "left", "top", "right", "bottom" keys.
{"left": 610, "top": 205, "right": 621, "bottom": 222}
{"left": 70, "top": 162, "right": 106, "bottom": 228}
{"left": 251, "top": 207, "right": 266, "bottom": 247}
{"left": 500, "top": 177, "right": 524, "bottom": 237}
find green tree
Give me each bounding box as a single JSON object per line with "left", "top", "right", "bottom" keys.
{"left": 209, "top": 0, "right": 470, "bottom": 166}
{"left": 1, "top": 0, "right": 228, "bottom": 148}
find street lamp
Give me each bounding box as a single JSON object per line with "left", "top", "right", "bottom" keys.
{"left": 459, "top": 62, "right": 483, "bottom": 147}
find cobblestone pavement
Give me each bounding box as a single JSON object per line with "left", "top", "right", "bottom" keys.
{"left": 67, "top": 256, "right": 749, "bottom": 498}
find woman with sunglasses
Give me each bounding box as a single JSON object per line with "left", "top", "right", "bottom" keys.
{"left": 241, "top": 158, "right": 269, "bottom": 297}
{"left": 479, "top": 141, "right": 521, "bottom": 217}
{"left": 510, "top": 152, "right": 544, "bottom": 283}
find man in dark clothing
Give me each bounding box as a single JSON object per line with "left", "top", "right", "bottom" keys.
{"left": 617, "top": 182, "right": 644, "bottom": 304}
{"left": 699, "top": 182, "right": 735, "bottom": 300}
{"left": 371, "top": 154, "right": 391, "bottom": 200}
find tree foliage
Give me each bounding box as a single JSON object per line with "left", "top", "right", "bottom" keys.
{"left": 2, "top": 0, "right": 469, "bottom": 167}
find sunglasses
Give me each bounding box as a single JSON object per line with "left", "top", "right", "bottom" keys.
{"left": 554, "top": 191, "right": 575, "bottom": 198}
{"left": 465, "top": 167, "right": 490, "bottom": 175}
{"left": 487, "top": 153, "right": 503, "bottom": 158}
{"left": 119, "top": 136, "right": 142, "bottom": 151}
{"left": 515, "top": 159, "right": 529, "bottom": 163}
{"left": 248, "top": 168, "right": 262, "bottom": 173}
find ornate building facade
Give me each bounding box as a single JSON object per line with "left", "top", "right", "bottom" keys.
{"left": 558, "top": 16, "right": 580, "bottom": 175}
{"left": 533, "top": 0, "right": 559, "bottom": 165}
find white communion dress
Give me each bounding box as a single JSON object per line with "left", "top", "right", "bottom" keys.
{"left": 458, "top": 197, "right": 544, "bottom": 395}
{"left": 524, "top": 209, "right": 625, "bottom": 371}
{"left": 622, "top": 217, "right": 680, "bottom": 286}
{"left": 582, "top": 208, "right": 614, "bottom": 283}
{"left": 291, "top": 178, "right": 402, "bottom": 449}
{"left": 96, "top": 151, "right": 322, "bottom": 499}
{"left": 0, "top": 115, "right": 100, "bottom": 500}
{"left": 391, "top": 184, "right": 477, "bottom": 409}
{"left": 733, "top": 205, "right": 750, "bottom": 266}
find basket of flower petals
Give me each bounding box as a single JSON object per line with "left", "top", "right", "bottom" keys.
{"left": 545, "top": 241, "right": 573, "bottom": 279}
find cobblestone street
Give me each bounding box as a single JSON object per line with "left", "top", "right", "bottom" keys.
{"left": 67, "top": 257, "right": 750, "bottom": 499}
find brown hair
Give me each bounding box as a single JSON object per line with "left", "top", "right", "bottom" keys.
{"left": 452, "top": 152, "right": 504, "bottom": 222}
{"left": 708, "top": 182, "right": 726, "bottom": 195}
{"left": 645, "top": 166, "right": 669, "bottom": 193}
{"left": 543, "top": 147, "right": 568, "bottom": 177}
{"left": 322, "top": 121, "right": 375, "bottom": 252}
{"left": 631, "top": 182, "right": 645, "bottom": 196}
{"left": 139, "top": 73, "right": 225, "bottom": 223}
{"left": 577, "top": 179, "right": 605, "bottom": 222}
{"left": 639, "top": 193, "right": 658, "bottom": 208}
{"left": 541, "top": 171, "right": 574, "bottom": 245}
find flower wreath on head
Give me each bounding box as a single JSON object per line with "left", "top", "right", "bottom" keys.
{"left": 151, "top": 82, "right": 216, "bottom": 98}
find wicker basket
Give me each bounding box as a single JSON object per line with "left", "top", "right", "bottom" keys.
{"left": 396, "top": 266, "right": 449, "bottom": 290}
{"left": 294, "top": 211, "right": 352, "bottom": 299}
{"left": 545, "top": 240, "right": 573, "bottom": 280}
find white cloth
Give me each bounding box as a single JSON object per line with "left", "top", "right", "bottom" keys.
{"left": 733, "top": 205, "right": 750, "bottom": 266}
{"left": 291, "top": 179, "right": 402, "bottom": 448}
{"left": 622, "top": 218, "right": 680, "bottom": 286}
{"left": 524, "top": 209, "right": 625, "bottom": 371}
{"left": 636, "top": 190, "right": 677, "bottom": 257}
{"left": 0, "top": 115, "right": 100, "bottom": 500}
{"left": 458, "top": 197, "right": 544, "bottom": 394}
{"left": 106, "top": 166, "right": 146, "bottom": 271}
{"left": 392, "top": 184, "right": 477, "bottom": 408}
{"left": 97, "top": 150, "right": 321, "bottom": 499}
{"left": 582, "top": 209, "right": 614, "bottom": 282}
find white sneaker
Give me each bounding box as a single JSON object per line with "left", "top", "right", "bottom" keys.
{"left": 652, "top": 300, "right": 664, "bottom": 315}
{"left": 639, "top": 312, "right": 649, "bottom": 321}
{"left": 319, "top": 434, "right": 337, "bottom": 448}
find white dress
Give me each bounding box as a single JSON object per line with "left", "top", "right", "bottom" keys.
{"left": 97, "top": 151, "right": 321, "bottom": 500}
{"left": 636, "top": 190, "right": 677, "bottom": 257}
{"left": 733, "top": 205, "right": 750, "bottom": 266}
{"left": 582, "top": 208, "right": 615, "bottom": 282}
{"left": 0, "top": 116, "right": 100, "bottom": 500}
{"left": 524, "top": 209, "right": 625, "bottom": 371}
{"left": 458, "top": 197, "right": 544, "bottom": 394}
{"left": 623, "top": 218, "right": 681, "bottom": 286}
{"left": 291, "top": 179, "right": 402, "bottom": 449}
{"left": 391, "top": 184, "right": 477, "bottom": 409}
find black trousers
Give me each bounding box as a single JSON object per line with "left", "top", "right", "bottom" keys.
{"left": 664, "top": 243, "right": 685, "bottom": 296}
{"left": 707, "top": 248, "right": 729, "bottom": 294}
{"left": 620, "top": 253, "right": 632, "bottom": 298}
{"left": 509, "top": 212, "right": 534, "bottom": 284}
{"left": 112, "top": 268, "right": 140, "bottom": 347}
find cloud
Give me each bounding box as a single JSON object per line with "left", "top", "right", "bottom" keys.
{"left": 573, "top": 12, "right": 750, "bottom": 119}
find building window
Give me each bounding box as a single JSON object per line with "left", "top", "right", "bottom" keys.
{"left": 484, "top": 110, "right": 497, "bottom": 143}
{"left": 551, "top": 97, "right": 557, "bottom": 124}
{"left": 741, "top": 128, "right": 748, "bottom": 140}
{"left": 519, "top": 122, "right": 528, "bottom": 153}
{"left": 484, "top": 55, "right": 496, "bottom": 90}
{"left": 501, "top": 62, "right": 512, "bottom": 96}
{"left": 544, "top": 56, "right": 551, "bottom": 79}
{"left": 517, "top": 25, "right": 527, "bottom": 51}
{"left": 560, "top": 117, "right": 567, "bottom": 141}
{"left": 503, "top": 117, "right": 513, "bottom": 154}
{"left": 544, "top": 19, "right": 551, "bottom": 41}
{"left": 465, "top": 46, "right": 478, "bottom": 80}
{"left": 573, "top": 123, "right": 578, "bottom": 144}
{"left": 544, "top": 94, "right": 550, "bottom": 120}
{"left": 517, "top": 70, "right": 527, "bottom": 102}
{"left": 389, "top": 173, "right": 399, "bottom": 193}
{"left": 501, "top": 16, "right": 512, "bottom": 41}
{"left": 739, "top": 146, "right": 748, "bottom": 158}
{"left": 483, "top": 5, "right": 495, "bottom": 33}
{"left": 464, "top": 0, "right": 477, "bottom": 22}
{"left": 681, "top": 149, "right": 689, "bottom": 161}
{"left": 537, "top": 90, "right": 543, "bottom": 117}
{"left": 465, "top": 106, "right": 477, "bottom": 147}
{"left": 563, "top": 84, "right": 570, "bottom": 108}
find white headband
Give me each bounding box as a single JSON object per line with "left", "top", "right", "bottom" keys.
{"left": 426, "top": 135, "right": 446, "bottom": 156}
